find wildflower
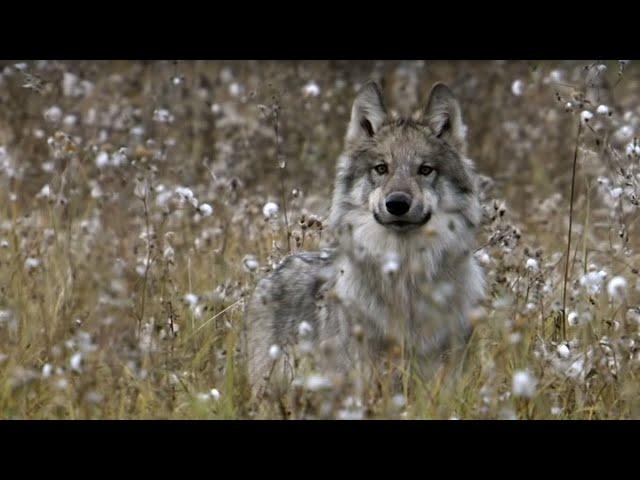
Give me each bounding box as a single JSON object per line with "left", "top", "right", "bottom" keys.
{"left": 163, "top": 246, "right": 175, "bottom": 262}
{"left": 175, "top": 187, "right": 198, "bottom": 208}
{"left": 565, "top": 357, "right": 586, "bottom": 380}
{"left": 55, "top": 378, "right": 68, "bottom": 390}
{"left": 549, "top": 69, "right": 564, "bottom": 82}
{"left": 242, "top": 255, "right": 259, "bottom": 272}
{"left": 184, "top": 293, "right": 199, "bottom": 307}
{"left": 44, "top": 105, "right": 63, "bottom": 123}
{"left": 36, "top": 184, "right": 52, "bottom": 199}
{"left": 198, "top": 203, "right": 213, "bottom": 217}
{"left": 557, "top": 343, "right": 570, "bottom": 359}
{"left": 511, "top": 79, "right": 524, "bottom": 96}
{"left": 153, "top": 108, "right": 174, "bottom": 123}
{"left": 615, "top": 125, "right": 633, "bottom": 142}
{"left": 95, "top": 151, "right": 110, "bottom": 168}
{"left": 196, "top": 392, "right": 211, "bottom": 402}
{"left": 550, "top": 406, "right": 563, "bottom": 416}
{"left": 607, "top": 276, "right": 627, "bottom": 300}
{"left": 525, "top": 258, "right": 539, "bottom": 272}
{"left": 262, "top": 201, "right": 279, "bottom": 218}
{"left": 579, "top": 270, "right": 607, "bottom": 295}
{"left": 298, "top": 321, "right": 313, "bottom": 338}
{"left": 111, "top": 148, "right": 127, "bottom": 166}
{"left": 512, "top": 370, "right": 537, "bottom": 398}
{"left": 580, "top": 110, "right": 593, "bottom": 123}
{"left": 303, "top": 81, "right": 321, "bottom": 97}
{"left": 567, "top": 311, "right": 579, "bottom": 326}
{"left": 86, "top": 391, "right": 104, "bottom": 404}
{"left": 392, "top": 394, "right": 406, "bottom": 409}
{"left": 509, "top": 332, "right": 522, "bottom": 344}
{"left": 304, "top": 374, "right": 332, "bottom": 391}
{"left": 268, "top": 344, "right": 282, "bottom": 360}
{"left": 24, "top": 257, "right": 40, "bottom": 269}
{"left": 474, "top": 249, "right": 490, "bottom": 266}
{"left": 134, "top": 179, "right": 148, "bottom": 200}
{"left": 42, "top": 363, "right": 53, "bottom": 378}
{"left": 229, "top": 82, "right": 243, "bottom": 97}
{"left": 338, "top": 409, "right": 364, "bottom": 420}
{"left": 62, "top": 72, "right": 78, "bottom": 96}
{"left": 70, "top": 352, "right": 83, "bottom": 373}
{"left": 625, "top": 142, "right": 640, "bottom": 156}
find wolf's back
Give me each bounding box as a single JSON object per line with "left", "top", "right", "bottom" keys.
{"left": 244, "top": 249, "right": 336, "bottom": 393}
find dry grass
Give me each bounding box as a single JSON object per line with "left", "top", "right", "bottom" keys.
{"left": 1, "top": 60, "right": 639, "bottom": 419}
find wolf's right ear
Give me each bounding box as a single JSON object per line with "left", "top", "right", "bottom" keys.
{"left": 423, "top": 83, "right": 466, "bottom": 153}
{"left": 346, "top": 81, "right": 387, "bottom": 144}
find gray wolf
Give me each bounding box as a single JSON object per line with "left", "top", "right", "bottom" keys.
{"left": 244, "top": 81, "right": 484, "bottom": 397}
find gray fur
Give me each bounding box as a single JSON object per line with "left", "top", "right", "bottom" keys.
{"left": 244, "top": 81, "right": 484, "bottom": 396}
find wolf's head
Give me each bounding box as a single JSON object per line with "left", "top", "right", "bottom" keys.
{"left": 329, "top": 81, "right": 481, "bottom": 271}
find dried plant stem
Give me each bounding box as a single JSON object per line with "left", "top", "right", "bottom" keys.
{"left": 561, "top": 119, "right": 582, "bottom": 340}
{"left": 138, "top": 195, "right": 152, "bottom": 334}
{"left": 273, "top": 104, "right": 291, "bottom": 253}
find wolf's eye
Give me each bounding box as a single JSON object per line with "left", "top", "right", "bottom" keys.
{"left": 373, "top": 164, "right": 388, "bottom": 175}
{"left": 419, "top": 165, "right": 435, "bottom": 176}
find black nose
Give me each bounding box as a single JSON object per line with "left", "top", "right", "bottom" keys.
{"left": 385, "top": 192, "right": 412, "bottom": 216}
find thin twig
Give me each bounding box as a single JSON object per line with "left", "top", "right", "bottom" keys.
{"left": 184, "top": 298, "right": 243, "bottom": 341}
{"left": 562, "top": 118, "right": 582, "bottom": 340}
{"left": 138, "top": 194, "right": 153, "bottom": 335}
{"left": 273, "top": 103, "right": 291, "bottom": 253}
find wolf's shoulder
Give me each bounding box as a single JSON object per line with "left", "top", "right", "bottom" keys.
{"left": 254, "top": 248, "right": 337, "bottom": 298}
{"left": 274, "top": 248, "right": 337, "bottom": 272}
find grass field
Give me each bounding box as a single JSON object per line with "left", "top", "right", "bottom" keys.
{"left": 1, "top": 60, "right": 639, "bottom": 419}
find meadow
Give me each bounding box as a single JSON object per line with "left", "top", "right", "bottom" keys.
{"left": 0, "top": 60, "right": 639, "bottom": 419}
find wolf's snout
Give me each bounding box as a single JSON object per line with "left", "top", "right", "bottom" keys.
{"left": 385, "top": 192, "right": 412, "bottom": 216}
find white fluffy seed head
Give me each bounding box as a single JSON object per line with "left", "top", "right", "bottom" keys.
{"left": 198, "top": 203, "right": 213, "bottom": 217}
{"left": 557, "top": 343, "right": 570, "bottom": 359}
{"left": 303, "top": 81, "right": 321, "bottom": 97}
{"left": 512, "top": 370, "right": 537, "bottom": 398}
{"left": 511, "top": 79, "right": 524, "bottom": 96}
{"left": 304, "top": 374, "right": 332, "bottom": 391}
{"left": 581, "top": 110, "right": 594, "bottom": 123}
{"left": 70, "top": 352, "right": 83, "bottom": 373}
{"left": 242, "top": 255, "right": 259, "bottom": 272}
{"left": 607, "top": 276, "right": 628, "bottom": 300}
{"left": 567, "top": 311, "right": 579, "bottom": 326}
{"left": 298, "top": 321, "right": 313, "bottom": 338}
{"left": 262, "top": 201, "right": 279, "bottom": 218}
{"left": 268, "top": 344, "right": 282, "bottom": 360}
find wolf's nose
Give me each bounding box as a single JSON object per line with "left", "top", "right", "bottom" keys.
{"left": 385, "top": 192, "right": 412, "bottom": 216}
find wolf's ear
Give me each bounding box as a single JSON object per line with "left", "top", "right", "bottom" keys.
{"left": 346, "top": 81, "right": 388, "bottom": 144}
{"left": 423, "top": 83, "right": 466, "bottom": 153}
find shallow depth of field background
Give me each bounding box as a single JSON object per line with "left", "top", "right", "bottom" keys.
{"left": 1, "top": 60, "right": 639, "bottom": 419}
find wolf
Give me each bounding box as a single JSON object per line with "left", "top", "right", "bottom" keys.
{"left": 244, "top": 81, "right": 484, "bottom": 397}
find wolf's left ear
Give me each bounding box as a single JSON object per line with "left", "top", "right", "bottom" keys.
{"left": 423, "top": 83, "right": 466, "bottom": 153}
{"left": 346, "top": 81, "right": 388, "bottom": 144}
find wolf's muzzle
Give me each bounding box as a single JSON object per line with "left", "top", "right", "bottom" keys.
{"left": 385, "top": 192, "right": 412, "bottom": 216}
